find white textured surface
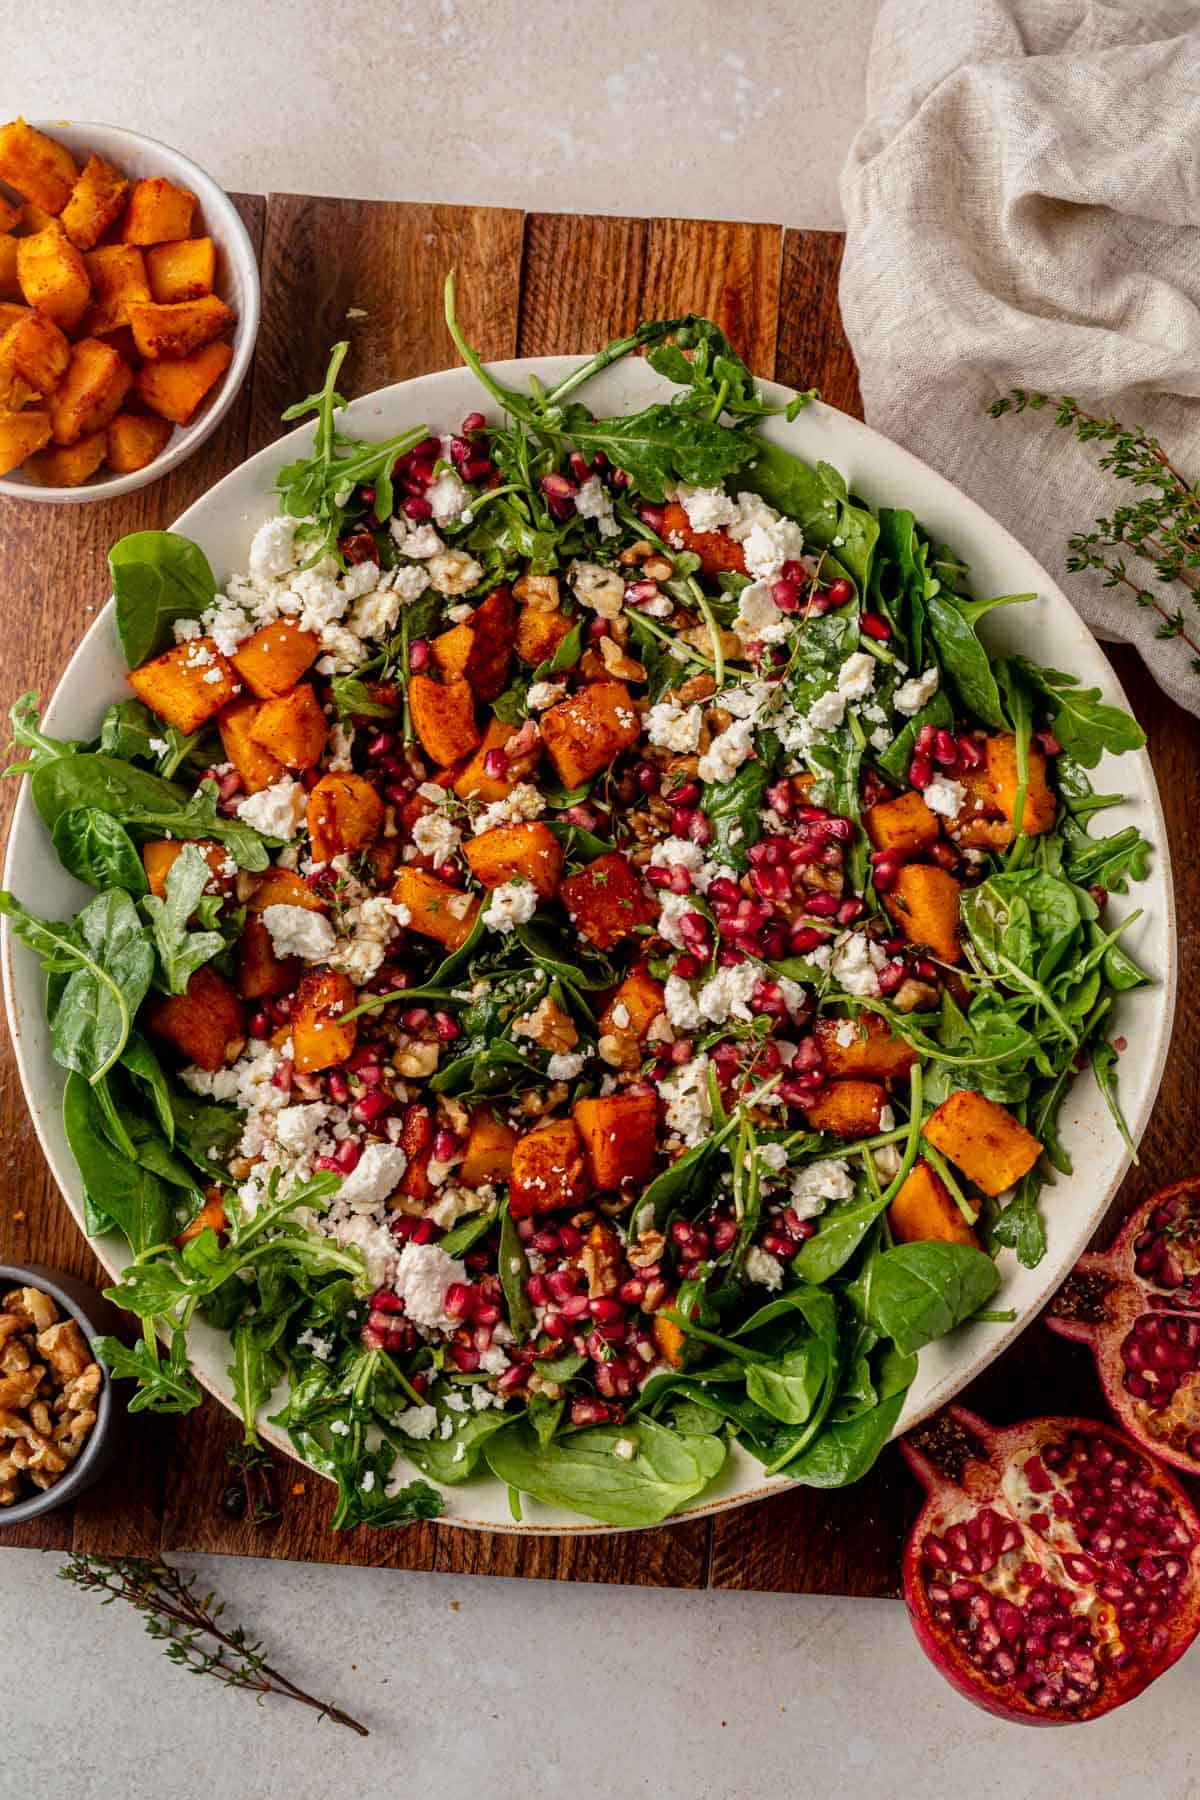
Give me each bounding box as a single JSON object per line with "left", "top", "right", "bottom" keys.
{"left": 8, "top": 0, "right": 877, "bottom": 227}
{"left": 3, "top": 1547, "right": 1198, "bottom": 1797}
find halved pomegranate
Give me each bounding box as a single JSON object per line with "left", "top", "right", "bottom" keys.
{"left": 1048, "top": 1179, "right": 1200, "bottom": 1475}
{"left": 902, "top": 1407, "right": 1200, "bottom": 1724}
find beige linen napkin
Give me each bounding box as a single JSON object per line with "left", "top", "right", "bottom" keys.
{"left": 839, "top": 0, "right": 1200, "bottom": 713}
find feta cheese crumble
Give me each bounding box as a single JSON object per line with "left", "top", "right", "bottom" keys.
{"left": 893, "top": 668, "right": 939, "bottom": 715}
{"left": 481, "top": 879, "right": 538, "bottom": 933}
{"left": 261, "top": 904, "right": 336, "bottom": 962}
{"left": 923, "top": 775, "right": 966, "bottom": 818}
{"left": 236, "top": 777, "right": 306, "bottom": 840}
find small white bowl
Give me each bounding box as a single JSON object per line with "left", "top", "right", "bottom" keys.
{"left": 0, "top": 119, "right": 260, "bottom": 505}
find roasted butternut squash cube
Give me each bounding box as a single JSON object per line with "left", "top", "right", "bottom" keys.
{"left": 127, "top": 637, "right": 240, "bottom": 733}
{"left": 396, "top": 1103, "right": 435, "bottom": 1203}
{"left": 883, "top": 863, "right": 963, "bottom": 965}
{"left": 803, "top": 1079, "right": 886, "bottom": 1138}
{"left": 130, "top": 294, "right": 234, "bottom": 361}
{"left": 0, "top": 408, "right": 50, "bottom": 474}
{"left": 146, "top": 236, "right": 216, "bottom": 302}
{"left": 0, "top": 309, "right": 69, "bottom": 394}
{"left": 464, "top": 821, "right": 563, "bottom": 901}
{"left": 661, "top": 501, "right": 747, "bottom": 580}
{"left": 459, "top": 1108, "right": 519, "bottom": 1188}
{"left": 888, "top": 1159, "right": 980, "bottom": 1248}
{"left": 144, "top": 964, "right": 243, "bottom": 1071}
{"left": 143, "top": 838, "right": 229, "bottom": 898}
{"left": 947, "top": 764, "right": 1012, "bottom": 851}
{"left": 815, "top": 1012, "right": 918, "bottom": 1080}
{"left": 430, "top": 622, "right": 473, "bottom": 684}
{"left": 246, "top": 867, "right": 328, "bottom": 914}
{"left": 560, "top": 852, "right": 654, "bottom": 950}
{"left": 597, "top": 966, "right": 666, "bottom": 1067}
{"left": 121, "top": 176, "right": 197, "bottom": 245}
{"left": 174, "top": 1188, "right": 227, "bottom": 1248}
{"left": 390, "top": 866, "right": 479, "bottom": 950}
{"left": 218, "top": 696, "right": 285, "bottom": 794}
{"left": 0, "top": 120, "right": 77, "bottom": 214}
{"left": 47, "top": 337, "right": 131, "bottom": 444}
{"left": 136, "top": 338, "right": 232, "bottom": 425}
{"left": 984, "top": 734, "right": 1056, "bottom": 836}
{"left": 82, "top": 245, "right": 150, "bottom": 334}
{"left": 923, "top": 1092, "right": 1042, "bottom": 1198}
{"left": 236, "top": 918, "right": 298, "bottom": 1001}
{"left": 306, "top": 772, "right": 384, "bottom": 863}
{"left": 16, "top": 226, "right": 90, "bottom": 331}
{"left": 106, "top": 410, "right": 172, "bottom": 473}
{"left": 452, "top": 585, "right": 515, "bottom": 701}
{"left": 541, "top": 681, "right": 641, "bottom": 788}
{"left": 453, "top": 717, "right": 523, "bottom": 803}
{"left": 573, "top": 1092, "right": 659, "bottom": 1189}
{"left": 0, "top": 300, "right": 30, "bottom": 332}
{"left": 230, "top": 617, "right": 320, "bottom": 700}
{"left": 0, "top": 239, "right": 21, "bottom": 301}
{"left": 508, "top": 1118, "right": 591, "bottom": 1218}
{"left": 653, "top": 1312, "right": 686, "bottom": 1368}
{"left": 24, "top": 428, "right": 107, "bottom": 487}
{"left": 863, "top": 789, "right": 940, "bottom": 857}
{"left": 514, "top": 602, "right": 573, "bottom": 666}
{"left": 409, "top": 674, "right": 480, "bottom": 767}
{"left": 60, "top": 155, "right": 130, "bottom": 250}
{"left": 248, "top": 683, "right": 329, "bottom": 771}
{"left": 291, "top": 969, "right": 357, "bottom": 1074}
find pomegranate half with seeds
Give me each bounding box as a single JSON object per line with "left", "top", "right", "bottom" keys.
{"left": 1047, "top": 1180, "right": 1200, "bottom": 1476}
{"left": 901, "top": 1406, "right": 1200, "bottom": 1724}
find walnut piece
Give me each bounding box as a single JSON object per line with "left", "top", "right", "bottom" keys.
{"left": 0, "top": 1287, "right": 103, "bottom": 1506}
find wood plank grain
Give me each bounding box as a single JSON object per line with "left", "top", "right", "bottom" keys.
{"left": 642, "top": 218, "right": 782, "bottom": 378}
{"left": 776, "top": 229, "right": 862, "bottom": 416}
{"left": 435, "top": 1515, "right": 710, "bottom": 1587}
{"left": 710, "top": 1454, "right": 912, "bottom": 1597}
{"left": 248, "top": 196, "right": 524, "bottom": 454}
{"left": 518, "top": 214, "right": 650, "bottom": 352}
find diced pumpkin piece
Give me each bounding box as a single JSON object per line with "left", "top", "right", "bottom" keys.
{"left": 430, "top": 622, "right": 472, "bottom": 684}
{"left": 814, "top": 1012, "right": 918, "bottom": 1080}
{"left": 47, "top": 337, "right": 131, "bottom": 444}
{"left": 174, "top": 1188, "right": 227, "bottom": 1248}
{"left": 560, "top": 852, "right": 654, "bottom": 950}
{"left": 248, "top": 683, "right": 329, "bottom": 771}
{"left": 0, "top": 119, "right": 78, "bottom": 214}
{"left": 459, "top": 1108, "right": 519, "bottom": 1188}
{"left": 218, "top": 695, "right": 285, "bottom": 795}
{"left": 246, "top": 868, "right": 328, "bottom": 914}
{"left": 409, "top": 674, "right": 480, "bottom": 767}
{"left": 16, "top": 225, "right": 90, "bottom": 331}
{"left": 236, "top": 918, "right": 297, "bottom": 1001}
{"left": 0, "top": 238, "right": 20, "bottom": 300}
{"left": 136, "top": 338, "right": 232, "bottom": 424}
{"left": 396, "top": 1103, "right": 435, "bottom": 1203}
{"left": 984, "top": 734, "right": 1056, "bottom": 836}
{"left": 508, "top": 1118, "right": 591, "bottom": 1219}
{"left": 653, "top": 1312, "right": 686, "bottom": 1368}
{"left": 458, "top": 585, "right": 516, "bottom": 701}
{"left": 661, "top": 500, "right": 747, "bottom": 580}
{"left": 106, "top": 410, "right": 172, "bottom": 473}
{"left": 144, "top": 964, "right": 244, "bottom": 1071}
{"left": 863, "top": 789, "right": 940, "bottom": 857}
{"left": 82, "top": 244, "right": 150, "bottom": 333}
{"left": 597, "top": 966, "right": 666, "bottom": 1067}
{"left": 291, "top": 969, "right": 357, "bottom": 1074}
{"left": 0, "top": 310, "right": 68, "bottom": 399}
{"left": 59, "top": 155, "right": 130, "bottom": 251}
{"left": 923, "top": 1091, "right": 1042, "bottom": 1198}
{"left": 888, "top": 1159, "right": 980, "bottom": 1248}
{"left": 453, "top": 716, "right": 524, "bottom": 803}
{"left": 24, "top": 428, "right": 107, "bottom": 487}
{"left": 121, "top": 175, "right": 197, "bottom": 245}
{"left": 127, "top": 637, "right": 240, "bottom": 732}
{"left": 514, "top": 602, "right": 573, "bottom": 666}
{"left": 463, "top": 822, "right": 563, "bottom": 901}
{"left": 540, "top": 681, "right": 641, "bottom": 787}
{"left": 0, "top": 408, "right": 50, "bottom": 474}
{"left": 142, "top": 838, "right": 228, "bottom": 898}
{"left": 0, "top": 363, "right": 36, "bottom": 413}
{"left": 130, "top": 294, "right": 234, "bottom": 361}
{"left": 306, "top": 772, "right": 384, "bottom": 863}
{"left": 803, "top": 1079, "right": 886, "bottom": 1138}
{"left": 146, "top": 236, "right": 216, "bottom": 302}
{"left": 948, "top": 764, "right": 1012, "bottom": 851}
{"left": 883, "top": 863, "right": 963, "bottom": 965}
{"left": 573, "top": 1092, "right": 659, "bottom": 1190}
{"left": 390, "top": 866, "right": 479, "bottom": 950}
{"left": 230, "top": 617, "right": 320, "bottom": 700}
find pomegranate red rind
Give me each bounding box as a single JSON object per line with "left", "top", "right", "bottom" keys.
{"left": 1048, "top": 1179, "right": 1200, "bottom": 1476}
{"left": 901, "top": 1407, "right": 1200, "bottom": 1725}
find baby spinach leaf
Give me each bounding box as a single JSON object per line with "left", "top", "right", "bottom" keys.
{"left": 2, "top": 888, "right": 155, "bottom": 1082}
{"left": 926, "top": 594, "right": 1007, "bottom": 730}
{"left": 782, "top": 1389, "right": 907, "bottom": 1488}
{"left": 438, "top": 1205, "right": 500, "bottom": 1257}
{"left": 120, "top": 1033, "right": 176, "bottom": 1143}
{"left": 792, "top": 1188, "right": 891, "bottom": 1284}
{"left": 63, "top": 1071, "right": 174, "bottom": 1253}
{"left": 400, "top": 1404, "right": 512, "bottom": 1483}
{"left": 742, "top": 442, "right": 878, "bottom": 592}
{"left": 31, "top": 754, "right": 270, "bottom": 869}
{"left": 109, "top": 530, "right": 218, "bottom": 667}
{"left": 499, "top": 1201, "right": 535, "bottom": 1343}
{"left": 702, "top": 759, "right": 770, "bottom": 870}
{"left": 51, "top": 807, "right": 147, "bottom": 895}
{"left": 745, "top": 1341, "right": 831, "bottom": 1425}
{"left": 484, "top": 1415, "right": 726, "bottom": 1527}
{"left": 866, "top": 1242, "right": 1000, "bottom": 1356}
{"left": 141, "top": 842, "right": 226, "bottom": 994}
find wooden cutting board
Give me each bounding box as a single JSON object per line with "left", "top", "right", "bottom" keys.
{"left": 2, "top": 195, "right": 1197, "bottom": 1590}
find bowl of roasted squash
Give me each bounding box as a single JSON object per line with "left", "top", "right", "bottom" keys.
{"left": 0, "top": 118, "right": 259, "bottom": 502}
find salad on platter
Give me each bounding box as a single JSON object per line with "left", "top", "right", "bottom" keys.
{"left": 0, "top": 281, "right": 1154, "bottom": 1529}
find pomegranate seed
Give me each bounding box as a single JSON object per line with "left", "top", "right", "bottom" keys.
{"left": 557, "top": 1225, "right": 584, "bottom": 1253}
{"left": 618, "top": 1278, "right": 646, "bottom": 1305}
{"left": 402, "top": 495, "right": 433, "bottom": 520}
{"left": 590, "top": 1297, "right": 625, "bottom": 1324}
{"left": 352, "top": 1088, "right": 392, "bottom": 1124}
{"left": 826, "top": 578, "right": 853, "bottom": 605}
{"left": 571, "top": 1397, "right": 612, "bottom": 1426}
{"left": 409, "top": 638, "right": 430, "bottom": 672}
{"left": 444, "top": 1282, "right": 474, "bottom": 1321}
{"left": 248, "top": 1009, "right": 271, "bottom": 1039}
{"left": 635, "top": 762, "right": 659, "bottom": 793}
{"left": 449, "top": 1344, "right": 481, "bottom": 1372}
{"left": 860, "top": 612, "right": 892, "bottom": 641}
{"left": 871, "top": 850, "right": 903, "bottom": 893}
{"left": 433, "top": 1012, "right": 461, "bottom": 1042}
{"left": 433, "top": 1129, "right": 458, "bottom": 1161}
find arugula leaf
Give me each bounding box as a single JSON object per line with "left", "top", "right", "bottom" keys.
{"left": 141, "top": 842, "right": 226, "bottom": 994}
{"left": 702, "top": 759, "right": 770, "bottom": 870}
{"left": 109, "top": 531, "right": 218, "bottom": 668}
{"left": 93, "top": 1329, "right": 202, "bottom": 1414}
{"left": 985, "top": 1171, "right": 1048, "bottom": 1268}
{"left": 1011, "top": 660, "right": 1146, "bottom": 769}
{"left": 554, "top": 398, "right": 759, "bottom": 500}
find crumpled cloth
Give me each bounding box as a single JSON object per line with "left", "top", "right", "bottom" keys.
{"left": 839, "top": 0, "right": 1200, "bottom": 714}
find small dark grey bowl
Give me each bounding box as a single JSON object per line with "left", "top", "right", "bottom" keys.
{"left": 0, "top": 1263, "right": 123, "bottom": 1525}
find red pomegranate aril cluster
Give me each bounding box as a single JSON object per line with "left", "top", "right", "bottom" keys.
{"left": 908, "top": 722, "right": 983, "bottom": 790}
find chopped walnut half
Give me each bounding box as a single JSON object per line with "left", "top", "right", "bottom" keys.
{"left": 0, "top": 1286, "right": 103, "bottom": 1507}
{"left": 512, "top": 994, "right": 578, "bottom": 1055}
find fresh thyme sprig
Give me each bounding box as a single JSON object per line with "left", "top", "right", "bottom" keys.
{"left": 59, "top": 1554, "right": 369, "bottom": 1736}
{"left": 990, "top": 389, "right": 1200, "bottom": 669}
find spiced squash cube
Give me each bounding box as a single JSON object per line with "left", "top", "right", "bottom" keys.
{"left": 127, "top": 637, "right": 240, "bottom": 733}
{"left": 459, "top": 1108, "right": 520, "bottom": 1188}
{"left": 923, "top": 1092, "right": 1042, "bottom": 1198}
{"left": 0, "top": 237, "right": 20, "bottom": 300}
{"left": 142, "top": 838, "right": 229, "bottom": 898}
{"left": 230, "top": 617, "right": 320, "bottom": 700}
{"left": 540, "top": 680, "right": 641, "bottom": 787}
{"left": 291, "top": 969, "right": 357, "bottom": 1074}
{"left": 560, "top": 851, "right": 654, "bottom": 950}
{"left": 390, "top": 866, "right": 479, "bottom": 951}
{"left": 146, "top": 236, "right": 216, "bottom": 303}
{"left": 144, "top": 964, "right": 244, "bottom": 1072}
{"left": 24, "top": 428, "right": 107, "bottom": 487}
{"left": 135, "top": 338, "right": 232, "bottom": 424}
{"left": 661, "top": 501, "right": 747, "bottom": 580}
{"left": 0, "top": 119, "right": 78, "bottom": 214}
{"left": 814, "top": 1013, "right": 918, "bottom": 1081}
{"left": 16, "top": 225, "right": 91, "bottom": 331}
{"left": 248, "top": 683, "right": 329, "bottom": 771}
{"left": 573, "top": 1092, "right": 659, "bottom": 1189}
{"left": 984, "top": 734, "right": 1056, "bottom": 836}
{"left": 0, "top": 408, "right": 51, "bottom": 474}
{"left": 59, "top": 155, "right": 130, "bottom": 251}
{"left": 508, "top": 1118, "right": 591, "bottom": 1218}
{"left": 802, "top": 1079, "right": 886, "bottom": 1138}
{"left": 47, "top": 337, "right": 131, "bottom": 445}
{"left": 409, "top": 674, "right": 480, "bottom": 767}
{"left": 863, "top": 789, "right": 940, "bottom": 857}
{"left": 888, "top": 1159, "right": 980, "bottom": 1248}
{"left": 106, "top": 410, "right": 172, "bottom": 474}
{"left": 218, "top": 695, "right": 286, "bottom": 795}
{"left": 306, "top": 773, "right": 384, "bottom": 863}
{"left": 597, "top": 966, "right": 667, "bottom": 1068}
{"left": 236, "top": 918, "right": 298, "bottom": 1001}
{"left": 464, "top": 821, "right": 563, "bottom": 901}
{"left": 121, "top": 176, "right": 197, "bottom": 245}
{"left": 453, "top": 717, "right": 524, "bottom": 803}
{"left": 82, "top": 245, "right": 150, "bottom": 334}
{"left": 883, "top": 864, "right": 963, "bottom": 965}
{"left": 129, "top": 294, "right": 235, "bottom": 361}
{"left": 514, "top": 603, "right": 573, "bottom": 667}
{"left": 0, "top": 309, "right": 69, "bottom": 395}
